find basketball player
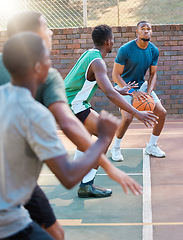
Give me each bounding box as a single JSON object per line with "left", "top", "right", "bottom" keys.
{"left": 111, "top": 21, "right": 167, "bottom": 161}
{"left": 65, "top": 24, "right": 158, "bottom": 198}
{"left": 0, "top": 32, "right": 120, "bottom": 240}
{"left": 0, "top": 12, "right": 144, "bottom": 239}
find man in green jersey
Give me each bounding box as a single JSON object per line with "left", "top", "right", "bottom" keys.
{"left": 111, "top": 21, "right": 166, "bottom": 161}
{"left": 0, "top": 12, "right": 145, "bottom": 238}
{"left": 65, "top": 25, "right": 158, "bottom": 198}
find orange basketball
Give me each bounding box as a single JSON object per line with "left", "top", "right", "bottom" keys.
{"left": 132, "top": 94, "right": 155, "bottom": 111}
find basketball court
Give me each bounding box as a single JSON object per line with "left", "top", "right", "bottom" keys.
{"left": 38, "top": 116, "right": 183, "bottom": 240}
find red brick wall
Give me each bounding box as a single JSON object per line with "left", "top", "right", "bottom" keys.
{"left": 1, "top": 24, "right": 183, "bottom": 116}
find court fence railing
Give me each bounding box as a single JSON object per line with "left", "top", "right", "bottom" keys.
{"left": 0, "top": 0, "right": 183, "bottom": 30}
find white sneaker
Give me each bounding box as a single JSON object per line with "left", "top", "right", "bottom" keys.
{"left": 111, "top": 147, "right": 124, "bottom": 162}
{"left": 145, "top": 144, "right": 166, "bottom": 158}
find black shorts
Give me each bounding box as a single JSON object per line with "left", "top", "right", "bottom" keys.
{"left": 24, "top": 184, "right": 56, "bottom": 228}
{"left": 75, "top": 108, "right": 91, "bottom": 123}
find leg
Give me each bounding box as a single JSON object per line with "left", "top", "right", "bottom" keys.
{"left": 145, "top": 101, "right": 167, "bottom": 157}
{"left": 152, "top": 101, "right": 167, "bottom": 136}
{"left": 75, "top": 109, "right": 112, "bottom": 198}
{"left": 111, "top": 110, "right": 133, "bottom": 161}
{"left": 24, "top": 184, "right": 64, "bottom": 240}
{"left": 116, "top": 110, "right": 133, "bottom": 139}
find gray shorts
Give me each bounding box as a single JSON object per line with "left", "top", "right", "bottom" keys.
{"left": 117, "top": 81, "right": 160, "bottom": 108}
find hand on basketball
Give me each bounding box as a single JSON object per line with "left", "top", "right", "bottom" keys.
{"left": 97, "top": 110, "right": 120, "bottom": 143}
{"left": 132, "top": 91, "right": 148, "bottom": 101}
{"left": 107, "top": 165, "right": 143, "bottom": 195}
{"left": 135, "top": 111, "right": 159, "bottom": 127}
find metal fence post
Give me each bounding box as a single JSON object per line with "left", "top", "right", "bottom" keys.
{"left": 83, "top": 0, "right": 87, "bottom": 27}
{"left": 117, "top": 0, "right": 119, "bottom": 26}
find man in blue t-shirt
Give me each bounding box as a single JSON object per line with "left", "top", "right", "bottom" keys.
{"left": 111, "top": 21, "right": 167, "bottom": 161}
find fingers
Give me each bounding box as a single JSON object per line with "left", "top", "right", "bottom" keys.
{"left": 121, "top": 175, "right": 143, "bottom": 196}
{"left": 134, "top": 91, "right": 148, "bottom": 101}
{"left": 127, "top": 81, "right": 139, "bottom": 88}
{"left": 143, "top": 115, "right": 159, "bottom": 127}
{"left": 108, "top": 167, "right": 143, "bottom": 196}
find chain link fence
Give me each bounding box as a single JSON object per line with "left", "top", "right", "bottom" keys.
{"left": 0, "top": 0, "right": 183, "bottom": 30}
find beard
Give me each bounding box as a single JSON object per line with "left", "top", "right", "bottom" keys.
{"left": 141, "top": 37, "right": 150, "bottom": 42}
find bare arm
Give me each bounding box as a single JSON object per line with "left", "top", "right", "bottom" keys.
{"left": 92, "top": 59, "right": 158, "bottom": 126}
{"left": 147, "top": 65, "right": 157, "bottom": 95}
{"left": 48, "top": 101, "right": 143, "bottom": 195}
{"left": 112, "top": 62, "right": 126, "bottom": 87}
{"left": 45, "top": 111, "right": 118, "bottom": 189}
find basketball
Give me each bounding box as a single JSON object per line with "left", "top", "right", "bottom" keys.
{"left": 132, "top": 94, "right": 155, "bottom": 111}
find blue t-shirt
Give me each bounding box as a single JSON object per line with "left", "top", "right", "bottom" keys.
{"left": 115, "top": 40, "right": 159, "bottom": 88}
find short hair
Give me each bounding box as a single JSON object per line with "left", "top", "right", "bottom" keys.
{"left": 92, "top": 25, "right": 112, "bottom": 46}
{"left": 3, "top": 32, "right": 46, "bottom": 77}
{"left": 137, "top": 21, "right": 150, "bottom": 28}
{"left": 7, "top": 11, "right": 42, "bottom": 37}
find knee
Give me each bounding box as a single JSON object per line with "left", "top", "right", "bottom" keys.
{"left": 123, "top": 115, "right": 133, "bottom": 125}
{"left": 157, "top": 107, "right": 167, "bottom": 119}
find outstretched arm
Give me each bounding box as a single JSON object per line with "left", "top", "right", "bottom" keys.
{"left": 92, "top": 59, "right": 158, "bottom": 127}
{"left": 45, "top": 111, "right": 118, "bottom": 189}
{"left": 49, "top": 102, "right": 143, "bottom": 195}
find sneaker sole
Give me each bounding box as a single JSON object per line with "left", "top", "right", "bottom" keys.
{"left": 111, "top": 158, "right": 123, "bottom": 162}
{"left": 78, "top": 192, "right": 112, "bottom": 198}
{"left": 145, "top": 151, "right": 166, "bottom": 158}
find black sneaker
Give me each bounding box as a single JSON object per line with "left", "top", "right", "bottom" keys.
{"left": 78, "top": 184, "right": 112, "bottom": 198}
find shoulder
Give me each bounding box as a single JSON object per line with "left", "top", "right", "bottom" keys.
{"left": 46, "top": 67, "right": 64, "bottom": 82}
{"left": 149, "top": 42, "right": 159, "bottom": 55}
{"left": 91, "top": 57, "right": 106, "bottom": 71}
{"left": 36, "top": 67, "right": 67, "bottom": 106}
{"left": 85, "top": 49, "right": 103, "bottom": 61}
{"left": 117, "top": 40, "right": 135, "bottom": 54}
{"left": 119, "top": 40, "right": 136, "bottom": 49}
{"left": 85, "top": 49, "right": 105, "bottom": 68}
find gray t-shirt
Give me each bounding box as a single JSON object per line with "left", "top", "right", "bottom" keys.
{"left": 0, "top": 83, "right": 67, "bottom": 238}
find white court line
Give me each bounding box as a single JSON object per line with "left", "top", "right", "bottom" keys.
{"left": 143, "top": 148, "right": 153, "bottom": 240}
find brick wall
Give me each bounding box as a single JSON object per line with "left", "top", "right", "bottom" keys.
{"left": 1, "top": 24, "right": 183, "bottom": 116}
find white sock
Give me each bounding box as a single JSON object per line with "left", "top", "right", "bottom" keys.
{"left": 73, "top": 149, "right": 84, "bottom": 161}
{"left": 148, "top": 134, "right": 159, "bottom": 146}
{"left": 73, "top": 150, "right": 97, "bottom": 183}
{"left": 112, "top": 136, "right": 122, "bottom": 149}
{"left": 82, "top": 169, "right": 97, "bottom": 183}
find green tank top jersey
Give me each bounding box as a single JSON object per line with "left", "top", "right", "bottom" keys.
{"left": 64, "top": 49, "right": 102, "bottom": 114}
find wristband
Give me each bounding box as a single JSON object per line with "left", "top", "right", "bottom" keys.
{"left": 128, "top": 88, "right": 135, "bottom": 93}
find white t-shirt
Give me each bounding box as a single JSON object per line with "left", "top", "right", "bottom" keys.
{"left": 0, "top": 83, "right": 67, "bottom": 238}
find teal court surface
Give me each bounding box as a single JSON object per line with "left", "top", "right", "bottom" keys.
{"left": 38, "top": 148, "right": 152, "bottom": 240}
